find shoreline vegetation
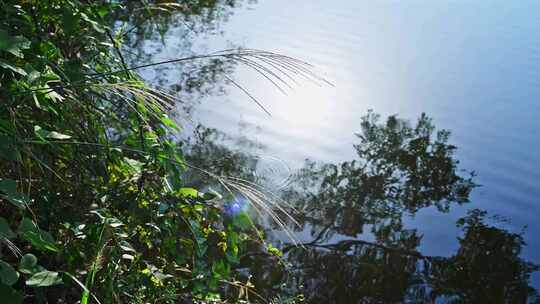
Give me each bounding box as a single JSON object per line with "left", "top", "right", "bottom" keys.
{"left": 1, "top": 1, "right": 538, "bottom": 303}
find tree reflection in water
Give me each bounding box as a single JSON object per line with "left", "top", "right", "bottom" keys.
{"left": 182, "top": 112, "right": 539, "bottom": 303}
{"left": 117, "top": 0, "right": 258, "bottom": 118}
{"left": 113, "top": 2, "right": 539, "bottom": 302}
{"left": 276, "top": 209, "right": 538, "bottom": 303}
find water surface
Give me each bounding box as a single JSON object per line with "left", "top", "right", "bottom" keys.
{"left": 133, "top": 0, "right": 540, "bottom": 301}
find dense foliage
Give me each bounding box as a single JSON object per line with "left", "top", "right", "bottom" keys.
{"left": 0, "top": 1, "right": 266, "bottom": 303}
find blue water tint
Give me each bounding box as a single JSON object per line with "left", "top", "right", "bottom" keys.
{"left": 140, "top": 0, "right": 540, "bottom": 297}
{"left": 186, "top": 0, "right": 540, "bottom": 287}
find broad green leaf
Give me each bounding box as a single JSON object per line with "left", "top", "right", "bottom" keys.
{"left": 61, "top": 9, "right": 79, "bottom": 36}
{"left": 201, "top": 190, "right": 221, "bottom": 201}
{"left": 26, "top": 270, "right": 62, "bottom": 287}
{"left": 80, "top": 13, "right": 105, "bottom": 33}
{"left": 21, "top": 231, "right": 58, "bottom": 252}
{"left": 121, "top": 254, "right": 134, "bottom": 261}
{"left": 179, "top": 188, "right": 198, "bottom": 198}
{"left": 118, "top": 241, "right": 136, "bottom": 253}
{"left": 19, "top": 254, "right": 38, "bottom": 275}
{"left": 0, "top": 59, "right": 27, "bottom": 76}
{"left": 0, "top": 179, "right": 26, "bottom": 209}
{"left": 18, "top": 218, "right": 58, "bottom": 252}
{"left": 0, "top": 30, "right": 30, "bottom": 58}
{"left": 0, "top": 260, "right": 19, "bottom": 286}
{"left": 34, "top": 126, "right": 71, "bottom": 140}
{"left": 161, "top": 115, "right": 180, "bottom": 131}
{"left": 94, "top": 4, "right": 112, "bottom": 18}
{"left": 104, "top": 217, "right": 123, "bottom": 228}
{"left": 232, "top": 213, "right": 252, "bottom": 230}
{"left": 0, "top": 217, "right": 15, "bottom": 239}
{"left": 0, "top": 284, "right": 23, "bottom": 304}
{"left": 47, "top": 131, "right": 71, "bottom": 140}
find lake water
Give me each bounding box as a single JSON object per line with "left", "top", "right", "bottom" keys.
{"left": 134, "top": 0, "right": 540, "bottom": 301}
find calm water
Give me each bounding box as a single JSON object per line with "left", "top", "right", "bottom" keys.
{"left": 133, "top": 0, "right": 540, "bottom": 301}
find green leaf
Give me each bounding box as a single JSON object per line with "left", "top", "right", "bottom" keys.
{"left": 80, "top": 13, "right": 105, "bottom": 33}
{"left": 63, "top": 59, "right": 84, "bottom": 82}
{"left": 34, "top": 125, "right": 71, "bottom": 140}
{"left": 118, "top": 241, "right": 136, "bottom": 253}
{"left": 33, "top": 125, "right": 48, "bottom": 139}
{"left": 0, "top": 194, "right": 26, "bottom": 209}
{"left": 0, "top": 30, "right": 30, "bottom": 58}
{"left": 161, "top": 115, "right": 180, "bottom": 131}
{"left": 26, "top": 70, "right": 41, "bottom": 84}
{"left": 232, "top": 213, "right": 252, "bottom": 230}
{"left": 121, "top": 254, "right": 134, "bottom": 261}
{"left": 0, "top": 260, "right": 19, "bottom": 286}
{"left": 61, "top": 9, "right": 79, "bottom": 36}
{"left": 26, "top": 271, "right": 62, "bottom": 287}
{"left": 123, "top": 157, "right": 143, "bottom": 175}
{"left": 93, "top": 4, "right": 112, "bottom": 19}
{"left": 201, "top": 190, "right": 221, "bottom": 201}
{"left": 0, "top": 217, "right": 16, "bottom": 239}
{"left": 0, "top": 59, "right": 27, "bottom": 76}
{"left": 18, "top": 218, "right": 58, "bottom": 252}
{"left": 19, "top": 254, "right": 38, "bottom": 275}
{"left": 0, "top": 284, "right": 23, "bottom": 304}
{"left": 0, "top": 179, "right": 16, "bottom": 195}
{"left": 104, "top": 217, "right": 123, "bottom": 228}
{"left": 0, "top": 179, "right": 26, "bottom": 209}
{"left": 47, "top": 131, "right": 71, "bottom": 139}
{"left": 43, "top": 86, "right": 64, "bottom": 102}
{"left": 188, "top": 220, "right": 207, "bottom": 256}
{"left": 179, "top": 188, "right": 199, "bottom": 199}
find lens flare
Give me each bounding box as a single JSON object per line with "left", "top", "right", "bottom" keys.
{"left": 224, "top": 195, "right": 250, "bottom": 216}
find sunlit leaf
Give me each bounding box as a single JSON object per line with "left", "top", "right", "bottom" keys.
{"left": 34, "top": 126, "right": 71, "bottom": 140}
{"left": 179, "top": 188, "right": 198, "bottom": 198}
{"left": 26, "top": 271, "right": 62, "bottom": 287}
{"left": 0, "top": 59, "right": 27, "bottom": 75}
{"left": 121, "top": 254, "right": 134, "bottom": 261}
{"left": 105, "top": 217, "right": 124, "bottom": 228}
{"left": 118, "top": 241, "right": 136, "bottom": 253}
{"left": 160, "top": 115, "right": 180, "bottom": 131}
